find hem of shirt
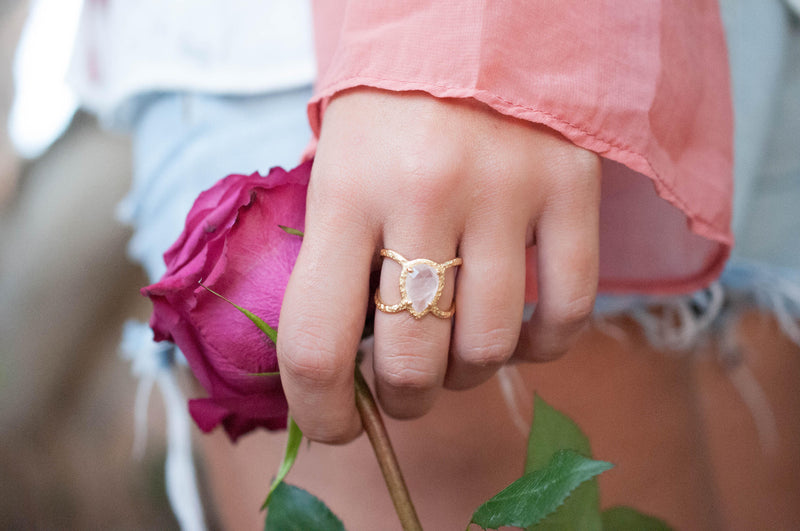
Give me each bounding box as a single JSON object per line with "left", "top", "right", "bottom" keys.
{"left": 307, "top": 77, "right": 733, "bottom": 297}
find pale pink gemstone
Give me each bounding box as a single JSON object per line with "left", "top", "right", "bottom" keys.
{"left": 405, "top": 263, "right": 440, "bottom": 314}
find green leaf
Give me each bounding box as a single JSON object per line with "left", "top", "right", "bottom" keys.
{"left": 264, "top": 482, "right": 345, "bottom": 531}
{"left": 526, "top": 395, "right": 591, "bottom": 472}
{"left": 263, "top": 418, "right": 303, "bottom": 509}
{"left": 198, "top": 282, "right": 277, "bottom": 343}
{"left": 470, "top": 449, "right": 613, "bottom": 530}
{"left": 278, "top": 225, "right": 305, "bottom": 237}
{"left": 527, "top": 395, "right": 604, "bottom": 531}
{"left": 601, "top": 507, "right": 672, "bottom": 531}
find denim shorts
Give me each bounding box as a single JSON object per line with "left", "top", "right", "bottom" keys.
{"left": 118, "top": 86, "right": 314, "bottom": 282}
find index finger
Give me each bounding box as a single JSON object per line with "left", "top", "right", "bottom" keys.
{"left": 277, "top": 204, "right": 378, "bottom": 444}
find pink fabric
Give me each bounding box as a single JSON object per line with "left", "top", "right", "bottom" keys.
{"left": 308, "top": 1, "right": 733, "bottom": 298}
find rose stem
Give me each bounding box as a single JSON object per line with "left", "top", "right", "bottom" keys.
{"left": 354, "top": 365, "right": 423, "bottom": 531}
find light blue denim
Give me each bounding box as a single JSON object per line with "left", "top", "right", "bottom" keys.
{"left": 118, "top": 87, "right": 314, "bottom": 283}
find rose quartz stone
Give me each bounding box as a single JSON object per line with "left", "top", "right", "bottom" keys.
{"left": 406, "top": 263, "right": 439, "bottom": 314}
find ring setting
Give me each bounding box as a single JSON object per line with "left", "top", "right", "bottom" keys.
{"left": 374, "top": 249, "right": 462, "bottom": 319}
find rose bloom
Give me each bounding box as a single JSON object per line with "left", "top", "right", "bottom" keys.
{"left": 143, "top": 161, "right": 311, "bottom": 441}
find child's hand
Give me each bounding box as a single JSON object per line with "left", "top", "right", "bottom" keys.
{"left": 277, "top": 88, "right": 600, "bottom": 443}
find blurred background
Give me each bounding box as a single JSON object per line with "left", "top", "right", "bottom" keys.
{"left": 0, "top": 0, "right": 185, "bottom": 527}
{"left": 1, "top": 1, "right": 798, "bottom": 530}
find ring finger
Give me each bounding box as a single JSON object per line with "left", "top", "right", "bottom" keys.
{"left": 373, "top": 223, "right": 459, "bottom": 419}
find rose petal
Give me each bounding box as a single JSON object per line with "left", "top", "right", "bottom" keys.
{"left": 143, "top": 161, "right": 312, "bottom": 441}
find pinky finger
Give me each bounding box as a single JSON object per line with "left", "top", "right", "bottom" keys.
{"left": 515, "top": 180, "right": 599, "bottom": 362}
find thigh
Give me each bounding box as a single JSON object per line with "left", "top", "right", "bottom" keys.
{"left": 197, "top": 317, "right": 800, "bottom": 530}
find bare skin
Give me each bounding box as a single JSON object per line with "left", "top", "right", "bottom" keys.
{"left": 202, "top": 315, "right": 800, "bottom": 531}
{"left": 277, "top": 88, "right": 601, "bottom": 444}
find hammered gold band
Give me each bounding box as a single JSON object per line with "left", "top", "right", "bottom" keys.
{"left": 374, "top": 249, "right": 462, "bottom": 319}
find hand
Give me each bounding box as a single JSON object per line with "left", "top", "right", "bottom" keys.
{"left": 277, "top": 88, "right": 600, "bottom": 443}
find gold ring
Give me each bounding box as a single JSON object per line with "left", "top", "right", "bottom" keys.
{"left": 374, "top": 249, "right": 462, "bottom": 319}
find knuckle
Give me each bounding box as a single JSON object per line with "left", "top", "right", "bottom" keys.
{"left": 378, "top": 316, "right": 446, "bottom": 356}
{"left": 301, "top": 422, "right": 359, "bottom": 445}
{"left": 279, "top": 327, "right": 347, "bottom": 387}
{"left": 279, "top": 349, "right": 342, "bottom": 389}
{"left": 455, "top": 329, "right": 517, "bottom": 367}
{"left": 553, "top": 144, "right": 600, "bottom": 178}
{"left": 395, "top": 151, "right": 460, "bottom": 206}
{"left": 533, "top": 345, "right": 570, "bottom": 363}
{"left": 398, "top": 149, "right": 450, "bottom": 181}
{"left": 566, "top": 146, "right": 601, "bottom": 177}
{"left": 548, "top": 293, "right": 595, "bottom": 331}
{"left": 545, "top": 147, "right": 601, "bottom": 201}
{"left": 379, "top": 354, "right": 440, "bottom": 392}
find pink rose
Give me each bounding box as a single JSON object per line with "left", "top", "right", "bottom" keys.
{"left": 142, "top": 161, "right": 311, "bottom": 441}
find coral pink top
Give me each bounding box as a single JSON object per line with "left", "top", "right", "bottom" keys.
{"left": 308, "top": 1, "right": 733, "bottom": 300}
